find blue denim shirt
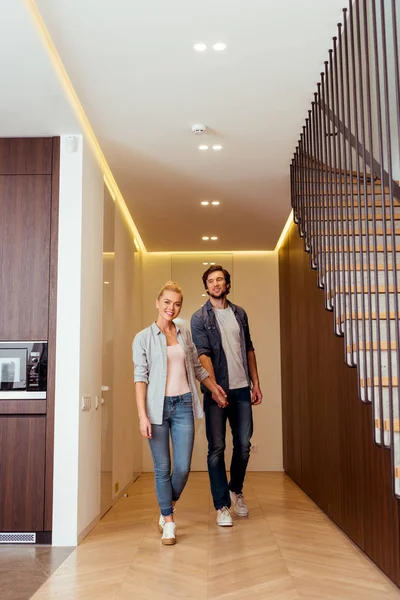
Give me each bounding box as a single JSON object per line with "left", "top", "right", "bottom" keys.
{"left": 190, "top": 299, "right": 254, "bottom": 393}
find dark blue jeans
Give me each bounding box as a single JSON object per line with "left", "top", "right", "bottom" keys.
{"left": 204, "top": 386, "right": 253, "bottom": 510}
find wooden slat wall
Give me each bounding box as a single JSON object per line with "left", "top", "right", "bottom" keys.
{"left": 279, "top": 222, "right": 400, "bottom": 586}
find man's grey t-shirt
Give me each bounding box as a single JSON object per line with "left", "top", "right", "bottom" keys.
{"left": 213, "top": 306, "right": 248, "bottom": 389}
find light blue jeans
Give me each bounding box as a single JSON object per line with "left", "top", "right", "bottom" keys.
{"left": 148, "top": 393, "right": 194, "bottom": 517}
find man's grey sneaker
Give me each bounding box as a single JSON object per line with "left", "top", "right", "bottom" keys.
{"left": 230, "top": 491, "right": 249, "bottom": 517}
{"left": 161, "top": 521, "right": 176, "bottom": 545}
{"left": 216, "top": 506, "right": 233, "bottom": 527}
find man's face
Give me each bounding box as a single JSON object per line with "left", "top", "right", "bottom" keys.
{"left": 205, "top": 270, "right": 228, "bottom": 299}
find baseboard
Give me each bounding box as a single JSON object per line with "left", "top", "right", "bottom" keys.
{"left": 77, "top": 472, "right": 141, "bottom": 544}
{"left": 78, "top": 514, "right": 101, "bottom": 544}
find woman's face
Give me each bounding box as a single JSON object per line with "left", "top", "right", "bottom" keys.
{"left": 156, "top": 290, "right": 183, "bottom": 322}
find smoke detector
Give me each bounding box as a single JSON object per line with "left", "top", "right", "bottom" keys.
{"left": 192, "top": 124, "right": 207, "bottom": 135}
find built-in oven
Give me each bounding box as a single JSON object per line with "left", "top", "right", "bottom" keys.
{"left": 0, "top": 342, "right": 47, "bottom": 399}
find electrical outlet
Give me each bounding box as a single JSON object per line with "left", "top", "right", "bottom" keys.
{"left": 251, "top": 444, "right": 258, "bottom": 453}
{"left": 81, "top": 395, "right": 91, "bottom": 411}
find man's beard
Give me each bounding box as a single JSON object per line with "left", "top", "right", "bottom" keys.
{"left": 209, "top": 290, "right": 226, "bottom": 299}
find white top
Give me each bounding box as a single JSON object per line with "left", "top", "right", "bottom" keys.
{"left": 213, "top": 306, "right": 248, "bottom": 389}
{"left": 133, "top": 323, "right": 208, "bottom": 424}
{"left": 165, "top": 344, "right": 191, "bottom": 397}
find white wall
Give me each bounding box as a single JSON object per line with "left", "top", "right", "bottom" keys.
{"left": 77, "top": 139, "right": 104, "bottom": 536}
{"left": 233, "top": 253, "right": 282, "bottom": 470}
{"left": 111, "top": 209, "right": 143, "bottom": 497}
{"left": 53, "top": 135, "right": 104, "bottom": 545}
{"left": 53, "top": 137, "right": 145, "bottom": 544}
{"left": 140, "top": 251, "right": 283, "bottom": 472}
{"left": 52, "top": 134, "right": 83, "bottom": 546}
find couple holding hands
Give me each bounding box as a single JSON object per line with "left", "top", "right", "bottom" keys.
{"left": 133, "top": 265, "right": 262, "bottom": 545}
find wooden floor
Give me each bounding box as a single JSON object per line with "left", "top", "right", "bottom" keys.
{"left": 32, "top": 472, "right": 400, "bottom": 599}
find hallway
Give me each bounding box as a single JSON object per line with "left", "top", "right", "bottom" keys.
{"left": 31, "top": 472, "right": 400, "bottom": 600}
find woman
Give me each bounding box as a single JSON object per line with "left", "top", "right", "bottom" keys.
{"left": 133, "top": 281, "right": 227, "bottom": 546}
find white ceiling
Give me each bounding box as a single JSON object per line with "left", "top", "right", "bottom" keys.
{"left": 3, "top": 1, "right": 345, "bottom": 251}
{"left": 0, "top": 1, "right": 79, "bottom": 136}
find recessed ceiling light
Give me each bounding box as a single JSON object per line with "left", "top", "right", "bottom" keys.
{"left": 201, "top": 201, "right": 210, "bottom": 206}
{"left": 211, "top": 236, "right": 218, "bottom": 240}
{"left": 210, "top": 262, "right": 216, "bottom": 265}
{"left": 104, "top": 281, "right": 110, "bottom": 285}
{"left": 212, "top": 145, "right": 222, "bottom": 151}
{"left": 194, "top": 43, "right": 207, "bottom": 52}
{"left": 202, "top": 294, "right": 207, "bottom": 297}
{"left": 199, "top": 145, "right": 209, "bottom": 151}
{"left": 211, "top": 201, "right": 220, "bottom": 205}
{"left": 202, "top": 236, "right": 210, "bottom": 240}
{"left": 203, "top": 262, "right": 209, "bottom": 265}
{"left": 213, "top": 42, "right": 227, "bottom": 51}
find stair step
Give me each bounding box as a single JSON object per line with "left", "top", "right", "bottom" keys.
{"left": 300, "top": 175, "right": 375, "bottom": 184}
{"left": 360, "top": 376, "right": 398, "bottom": 387}
{"left": 324, "top": 245, "right": 397, "bottom": 253}
{"left": 335, "top": 252, "right": 400, "bottom": 266}
{"left": 344, "top": 293, "right": 398, "bottom": 313}
{"left": 358, "top": 349, "right": 399, "bottom": 380}
{"left": 346, "top": 340, "right": 398, "bottom": 352}
{"left": 338, "top": 311, "right": 400, "bottom": 323}
{"left": 327, "top": 262, "right": 399, "bottom": 272}
{"left": 312, "top": 208, "right": 400, "bottom": 221}
{"left": 320, "top": 223, "right": 400, "bottom": 234}
{"left": 326, "top": 270, "right": 397, "bottom": 288}
{"left": 344, "top": 316, "right": 395, "bottom": 343}
{"left": 328, "top": 285, "right": 400, "bottom": 301}
{"left": 375, "top": 419, "right": 400, "bottom": 432}
{"left": 308, "top": 184, "right": 390, "bottom": 194}
{"left": 317, "top": 198, "right": 394, "bottom": 208}
{"left": 322, "top": 233, "right": 400, "bottom": 252}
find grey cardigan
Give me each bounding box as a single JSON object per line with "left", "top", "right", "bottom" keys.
{"left": 132, "top": 322, "right": 209, "bottom": 424}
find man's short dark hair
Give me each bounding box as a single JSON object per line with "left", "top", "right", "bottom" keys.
{"left": 202, "top": 265, "right": 231, "bottom": 295}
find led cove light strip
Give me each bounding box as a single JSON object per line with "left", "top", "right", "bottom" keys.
{"left": 274, "top": 210, "right": 293, "bottom": 252}
{"left": 25, "top": 0, "right": 146, "bottom": 253}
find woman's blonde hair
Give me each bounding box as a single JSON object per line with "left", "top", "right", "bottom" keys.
{"left": 157, "top": 281, "right": 183, "bottom": 300}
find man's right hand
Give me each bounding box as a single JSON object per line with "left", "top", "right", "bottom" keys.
{"left": 212, "top": 384, "right": 228, "bottom": 408}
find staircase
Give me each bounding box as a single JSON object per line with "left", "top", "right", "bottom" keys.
{"left": 291, "top": 0, "right": 400, "bottom": 496}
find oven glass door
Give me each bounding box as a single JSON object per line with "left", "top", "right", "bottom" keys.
{"left": 0, "top": 349, "right": 27, "bottom": 391}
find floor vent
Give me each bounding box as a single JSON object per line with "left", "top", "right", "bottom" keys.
{"left": 0, "top": 532, "right": 36, "bottom": 544}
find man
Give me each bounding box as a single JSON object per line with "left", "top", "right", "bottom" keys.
{"left": 191, "top": 265, "right": 263, "bottom": 527}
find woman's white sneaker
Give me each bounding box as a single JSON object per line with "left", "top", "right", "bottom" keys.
{"left": 158, "top": 507, "right": 175, "bottom": 532}
{"left": 216, "top": 506, "right": 233, "bottom": 527}
{"left": 230, "top": 491, "right": 249, "bottom": 516}
{"left": 158, "top": 514, "right": 165, "bottom": 533}
{"left": 161, "top": 521, "right": 176, "bottom": 545}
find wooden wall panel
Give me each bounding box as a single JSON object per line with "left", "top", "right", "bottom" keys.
{"left": 0, "top": 137, "right": 59, "bottom": 537}
{"left": 0, "top": 138, "right": 52, "bottom": 175}
{"left": 279, "top": 222, "right": 400, "bottom": 586}
{"left": 0, "top": 417, "right": 46, "bottom": 531}
{"left": 0, "top": 174, "right": 51, "bottom": 340}
{"left": 44, "top": 137, "right": 60, "bottom": 531}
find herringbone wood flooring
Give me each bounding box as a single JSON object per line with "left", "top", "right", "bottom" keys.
{"left": 32, "top": 472, "right": 400, "bottom": 599}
